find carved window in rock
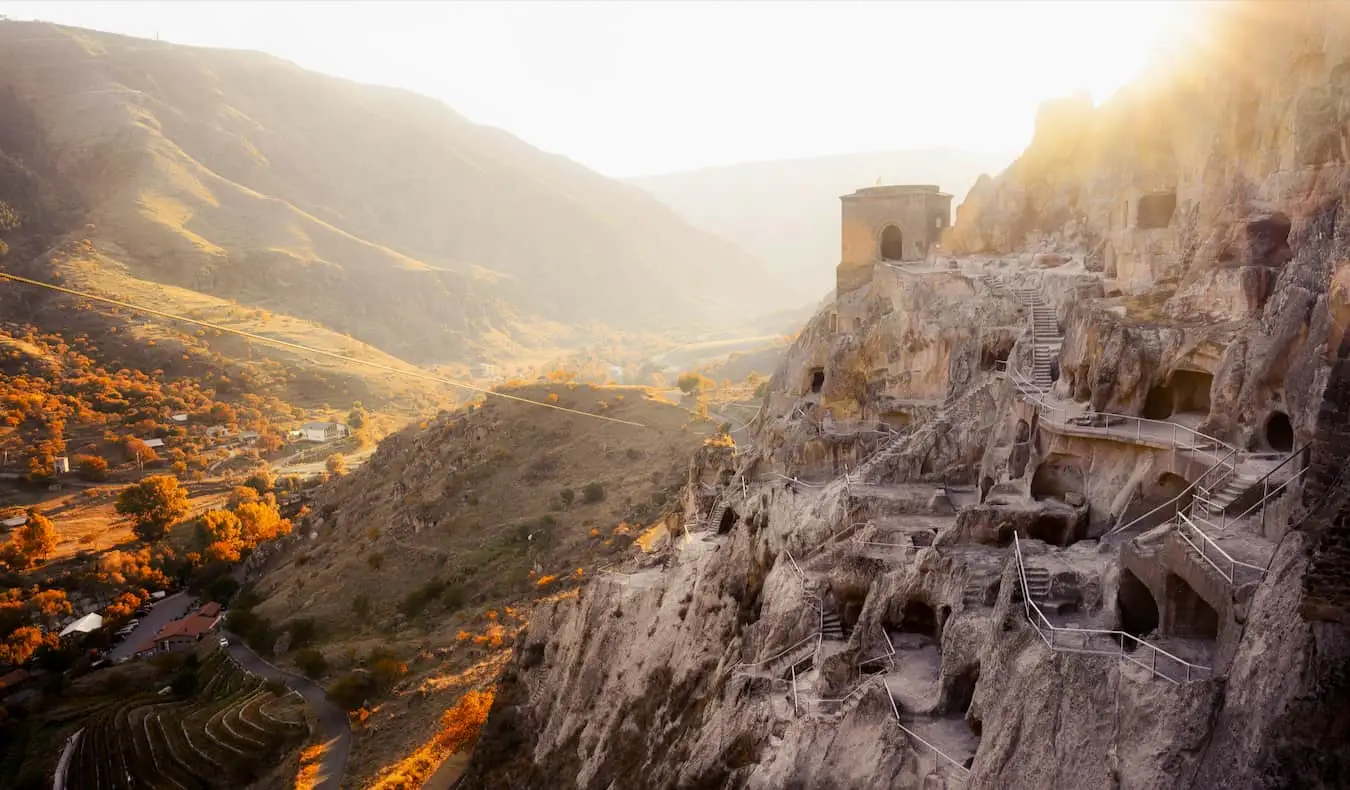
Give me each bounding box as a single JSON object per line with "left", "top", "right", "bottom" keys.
{"left": 1135, "top": 191, "right": 1176, "bottom": 229}
{"left": 879, "top": 224, "right": 905, "bottom": 261}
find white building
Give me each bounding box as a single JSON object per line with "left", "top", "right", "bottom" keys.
{"left": 59, "top": 613, "right": 103, "bottom": 638}
{"left": 298, "top": 422, "right": 349, "bottom": 443}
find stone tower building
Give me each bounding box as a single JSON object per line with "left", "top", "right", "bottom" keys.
{"left": 836, "top": 184, "right": 953, "bottom": 295}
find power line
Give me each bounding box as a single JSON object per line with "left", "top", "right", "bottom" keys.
{"left": 0, "top": 270, "right": 651, "bottom": 429}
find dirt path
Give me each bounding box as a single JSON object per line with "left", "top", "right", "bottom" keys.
{"left": 225, "top": 636, "right": 351, "bottom": 790}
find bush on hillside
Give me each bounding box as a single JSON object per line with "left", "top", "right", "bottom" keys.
{"left": 295, "top": 648, "right": 328, "bottom": 679}
{"left": 582, "top": 482, "right": 605, "bottom": 504}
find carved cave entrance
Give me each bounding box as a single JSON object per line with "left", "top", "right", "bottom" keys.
{"left": 900, "top": 600, "right": 939, "bottom": 642}
{"left": 1165, "top": 574, "right": 1220, "bottom": 639}
{"left": 717, "top": 507, "right": 739, "bottom": 535}
{"left": 808, "top": 368, "right": 825, "bottom": 394}
{"left": 945, "top": 664, "right": 979, "bottom": 718}
{"left": 1136, "top": 191, "right": 1177, "bottom": 230}
{"left": 880, "top": 224, "right": 905, "bottom": 261}
{"left": 1118, "top": 569, "right": 1160, "bottom": 644}
{"left": 1030, "top": 454, "right": 1084, "bottom": 504}
{"left": 1143, "top": 370, "right": 1213, "bottom": 420}
{"left": 1265, "top": 410, "right": 1294, "bottom": 452}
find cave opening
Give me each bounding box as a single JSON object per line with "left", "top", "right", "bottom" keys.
{"left": 1165, "top": 574, "right": 1220, "bottom": 639}
{"left": 1246, "top": 213, "right": 1292, "bottom": 265}
{"left": 980, "top": 344, "right": 1013, "bottom": 372}
{"left": 1029, "top": 454, "right": 1084, "bottom": 504}
{"left": 945, "top": 664, "right": 980, "bottom": 716}
{"left": 1142, "top": 382, "right": 1176, "bottom": 420}
{"left": 1265, "top": 410, "right": 1294, "bottom": 452}
{"left": 1117, "top": 569, "right": 1159, "bottom": 643}
{"left": 880, "top": 224, "right": 905, "bottom": 261}
{"left": 808, "top": 368, "right": 825, "bottom": 394}
{"left": 900, "top": 600, "right": 939, "bottom": 641}
{"left": 1170, "top": 370, "right": 1214, "bottom": 415}
{"left": 836, "top": 588, "right": 869, "bottom": 635}
{"left": 1136, "top": 191, "right": 1177, "bottom": 230}
{"left": 717, "top": 507, "right": 739, "bottom": 535}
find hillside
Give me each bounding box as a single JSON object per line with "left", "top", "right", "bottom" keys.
{"left": 244, "top": 382, "right": 718, "bottom": 785}
{"left": 0, "top": 20, "right": 788, "bottom": 370}
{"left": 630, "top": 148, "right": 1014, "bottom": 296}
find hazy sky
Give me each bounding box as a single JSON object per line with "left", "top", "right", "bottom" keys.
{"left": 1, "top": 1, "right": 1201, "bottom": 178}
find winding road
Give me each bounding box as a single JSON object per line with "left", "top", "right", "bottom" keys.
{"left": 225, "top": 634, "right": 351, "bottom": 790}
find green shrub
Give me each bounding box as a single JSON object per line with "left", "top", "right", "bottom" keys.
{"left": 295, "top": 648, "right": 328, "bottom": 679}
{"left": 288, "top": 618, "right": 319, "bottom": 649}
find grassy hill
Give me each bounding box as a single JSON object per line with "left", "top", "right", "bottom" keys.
{"left": 246, "top": 382, "right": 716, "bottom": 784}
{"left": 0, "top": 20, "right": 787, "bottom": 370}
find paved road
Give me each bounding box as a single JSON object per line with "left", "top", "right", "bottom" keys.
{"left": 225, "top": 634, "right": 351, "bottom": 790}
{"left": 108, "top": 592, "right": 192, "bottom": 662}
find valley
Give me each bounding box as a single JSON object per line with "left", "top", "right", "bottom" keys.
{"left": 3, "top": 3, "right": 1350, "bottom": 790}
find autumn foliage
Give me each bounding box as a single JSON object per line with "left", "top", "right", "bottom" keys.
{"left": 116, "top": 475, "right": 190, "bottom": 541}
{"left": 366, "top": 689, "right": 495, "bottom": 790}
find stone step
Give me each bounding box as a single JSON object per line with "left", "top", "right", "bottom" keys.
{"left": 822, "top": 610, "right": 848, "bottom": 640}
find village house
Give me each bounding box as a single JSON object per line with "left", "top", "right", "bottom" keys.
{"left": 298, "top": 421, "right": 349, "bottom": 443}
{"left": 141, "top": 602, "right": 223, "bottom": 655}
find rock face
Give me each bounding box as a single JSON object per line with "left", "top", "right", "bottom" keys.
{"left": 459, "top": 5, "right": 1350, "bottom": 789}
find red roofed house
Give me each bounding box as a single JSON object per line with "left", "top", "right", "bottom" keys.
{"left": 149, "top": 605, "right": 223, "bottom": 654}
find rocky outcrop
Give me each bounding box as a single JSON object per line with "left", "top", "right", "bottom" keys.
{"left": 459, "top": 5, "right": 1350, "bottom": 789}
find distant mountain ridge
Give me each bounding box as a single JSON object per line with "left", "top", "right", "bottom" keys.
{"left": 629, "top": 148, "right": 1016, "bottom": 295}
{"left": 0, "top": 21, "right": 787, "bottom": 365}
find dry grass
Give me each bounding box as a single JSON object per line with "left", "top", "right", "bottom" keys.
{"left": 249, "top": 383, "right": 711, "bottom": 784}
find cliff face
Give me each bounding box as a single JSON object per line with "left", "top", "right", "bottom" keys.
{"left": 458, "top": 4, "right": 1350, "bottom": 788}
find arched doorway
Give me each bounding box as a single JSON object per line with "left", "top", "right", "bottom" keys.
{"left": 1265, "top": 411, "right": 1294, "bottom": 452}
{"left": 880, "top": 225, "right": 905, "bottom": 261}
{"left": 1117, "top": 569, "right": 1159, "bottom": 641}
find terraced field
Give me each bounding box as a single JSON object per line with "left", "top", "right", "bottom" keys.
{"left": 67, "top": 654, "right": 310, "bottom": 789}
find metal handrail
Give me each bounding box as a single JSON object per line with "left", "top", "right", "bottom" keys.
{"left": 1110, "top": 448, "right": 1239, "bottom": 535}
{"left": 858, "top": 626, "right": 897, "bottom": 669}
{"left": 1010, "top": 366, "right": 1240, "bottom": 457}
{"left": 814, "top": 674, "right": 886, "bottom": 713}
{"left": 731, "top": 633, "right": 820, "bottom": 674}
{"left": 1225, "top": 443, "right": 1310, "bottom": 530}
{"left": 1175, "top": 513, "right": 1267, "bottom": 584}
{"left": 1013, "top": 535, "right": 1210, "bottom": 683}
{"left": 884, "top": 686, "right": 972, "bottom": 777}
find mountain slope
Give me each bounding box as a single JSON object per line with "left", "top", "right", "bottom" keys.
{"left": 0, "top": 21, "right": 785, "bottom": 365}
{"left": 629, "top": 148, "right": 1015, "bottom": 296}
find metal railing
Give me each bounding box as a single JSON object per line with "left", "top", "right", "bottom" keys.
{"left": 813, "top": 674, "right": 886, "bottom": 715}
{"left": 1110, "top": 448, "right": 1239, "bottom": 535}
{"left": 1223, "top": 443, "right": 1310, "bottom": 532}
{"left": 858, "top": 627, "right": 897, "bottom": 670}
{"left": 884, "top": 686, "right": 972, "bottom": 778}
{"left": 1174, "top": 513, "right": 1267, "bottom": 585}
{"left": 1013, "top": 535, "right": 1210, "bottom": 684}
{"left": 1010, "top": 366, "right": 1239, "bottom": 456}
{"left": 730, "top": 633, "right": 820, "bottom": 676}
